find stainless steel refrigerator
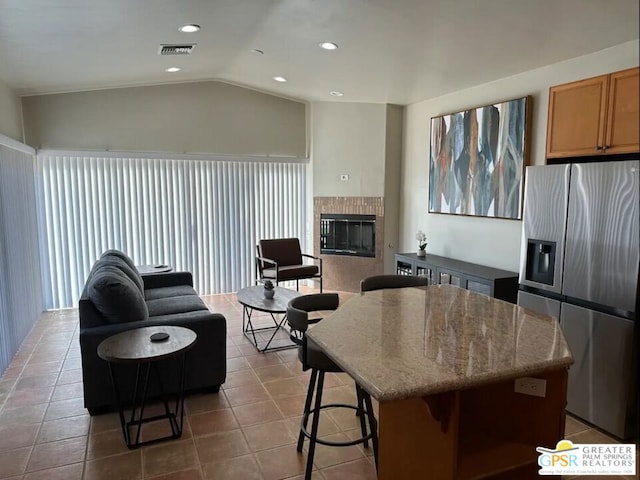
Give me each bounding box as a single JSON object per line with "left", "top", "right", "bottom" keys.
{"left": 517, "top": 160, "right": 639, "bottom": 439}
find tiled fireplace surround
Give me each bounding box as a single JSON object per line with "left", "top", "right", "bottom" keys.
{"left": 313, "top": 197, "right": 384, "bottom": 292}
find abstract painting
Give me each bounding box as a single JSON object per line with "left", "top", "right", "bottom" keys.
{"left": 428, "top": 96, "right": 529, "bottom": 219}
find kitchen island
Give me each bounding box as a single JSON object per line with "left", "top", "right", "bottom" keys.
{"left": 306, "top": 284, "right": 573, "bottom": 479}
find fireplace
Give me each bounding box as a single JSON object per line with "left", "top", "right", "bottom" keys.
{"left": 320, "top": 213, "right": 376, "bottom": 257}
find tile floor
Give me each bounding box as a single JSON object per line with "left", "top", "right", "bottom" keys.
{"left": 0, "top": 291, "right": 635, "bottom": 479}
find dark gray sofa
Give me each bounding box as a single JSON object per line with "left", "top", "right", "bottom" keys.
{"left": 79, "top": 250, "right": 226, "bottom": 414}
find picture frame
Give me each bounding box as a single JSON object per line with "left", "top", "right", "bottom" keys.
{"left": 428, "top": 96, "right": 531, "bottom": 220}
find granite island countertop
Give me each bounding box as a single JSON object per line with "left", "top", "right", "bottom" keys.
{"left": 306, "top": 284, "right": 573, "bottom": 402}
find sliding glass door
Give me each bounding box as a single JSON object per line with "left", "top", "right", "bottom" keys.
{"left": 36, "top": 151, "right": 308, "bottom": 309}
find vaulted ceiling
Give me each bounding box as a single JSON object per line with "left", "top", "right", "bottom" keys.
{"left": 0, "top": 0, "right": 638, "bottom": 104}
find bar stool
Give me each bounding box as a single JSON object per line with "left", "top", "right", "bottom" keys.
{"left": 287, "top": 293, "right": 378, "bottom": 480}
{"left": 360, "top": 273, "right": 429, "bottom": 292}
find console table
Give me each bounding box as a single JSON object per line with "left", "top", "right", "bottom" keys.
{"left": 395, "top": 253, "right": 518, "bottom": 303}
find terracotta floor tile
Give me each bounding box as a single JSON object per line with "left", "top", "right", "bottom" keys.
{"left": 86, "top": 428, "right": 129, "bottom": 460}
{"left": 309, "top": 433, "right": 365, "bottom": 469}
{"left": 44, "top": 398, "right": 87, "bottom": 421}
{"left": 286, "top": 415, "right": 341, "bottom": 439}
{"left": 226, "top": 357, "right": 251, "bottom": 373}
{"left": 0, "top": 446, "right": 31, "bottom": 478}
{"left": 50, "top": 382, "right": 84, "bottom": 402}
{"left": 194, "top": 429, "right": 250, "bottom": 463}
{"left": 233, "top": 400, "right": 283, "bottom": 427}
{"left": 89, "top": 412, "right": 121, "bottom": 434}
{"left": 254, "top": 444, "right": 307, "bottom": 480}
{"left": 286, "top": 472, "right": 326, "bottom": 480}
{"left": 141, "top": 416, "right": 192, "bottom": 443}
{"left": 253, "top": 364, "right": 296, "bottom": 384}
{"left": 224, "top": 384, "right": 270, "bottom": 407}
{"left": 23, "top": 462, "right": 83, "bottom": 480}
{"left": 565, "top": 415, "right": 591, "bottom": 436}
{"left": 568, "top": 428, "right": 620, "bottom": 444}
{"left": 61, "top": 357, "right": 82, "bottom": 371}
{"left": 143, "top": 439, "right": 199, "bottom": 478}
{"left": 189, "top": 408, "right": 239, "bottom": 437}
{"left": 223, "top": 370, "right": 260, "bottom": 389}
{"left": 0, "top": 423, "right": 39, "bottom": 451}
{"left": 146, "top": 468, "right": 203, "bottom": 480}
{"left": 83, "top": 450, "right": 142, "bottom": 480}
{"left": 243, "top": 419, "right": 298, "bottom": 452}
{"left": 325, "top": 406, "right": 365, "bottom": 432}
{"left": 201, "top": 454, "right": 264, "bottom": 480}
{"left": 320, "top": 458, "right": 377, "bottom": 480}
{"left": 3, "top": 386, "right": 53, "bottom": 408}
{"left": 185, "top": 392, "right": 229, "bottom": 415}
{"left": 226, "top": 344, "right": 243, "bottom": 359}
{"left": 20, "top": 361, "right": 62, "bottom": 377}
{"left": 262, "top": 378, "right": 307, "bottom": 400}
{"left": 27, "top": 436, "right": 87, "bottom": 472}
{"left": 14, "top": 373, "right": 59, "bottom": 391}
{"left": 55, "top": 369, "right": 83, "bottom": 386}
{"left": 37, "top": 414, "right": 90, "bottom": 443}
{"left": 0, "top": 404, "right": 47, "bottom": 426}
{"left": 245, "top": 354, "right": 284, "bottom": 369}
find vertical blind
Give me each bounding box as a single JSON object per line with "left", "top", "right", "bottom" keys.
{"left": 0, "top": 141, "right": 43, "bottom": 376}
{"left": 36, "top": 151, "right": 309, "bottom": 309}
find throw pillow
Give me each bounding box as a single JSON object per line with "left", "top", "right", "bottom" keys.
{"left": 98, "top": 252, "right": 144, "bottom": 293}
{"left": 87, "top": 265, "right": 148, "bottom": 324}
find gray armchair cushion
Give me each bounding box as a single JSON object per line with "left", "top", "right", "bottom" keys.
{"left": 87, "top": 265, "right": 148, "bottom": 324}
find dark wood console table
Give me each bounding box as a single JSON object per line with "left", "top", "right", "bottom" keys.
{"left": 395, "top": 253, "right": 518, "bottom": 303}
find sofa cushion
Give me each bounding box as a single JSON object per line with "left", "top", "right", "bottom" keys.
{"left": 145, "top": 285, "right": 197, "bottom": 301}
{"left": 95, "top": 255, "right": 144, "bottom": 294}
{"left": 87, "top": 265, "right": 149, "bottom": 324}
{"left": 146, "top": 295, "right": 208, "bottom": 317}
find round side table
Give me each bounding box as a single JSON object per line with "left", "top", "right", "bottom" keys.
{"left": 98, "top": 325, "right": 197, "bottom": 448}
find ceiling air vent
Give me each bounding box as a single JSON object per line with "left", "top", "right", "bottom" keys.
{"left": 158, "top": 44, "right": 196, "bottom": 55}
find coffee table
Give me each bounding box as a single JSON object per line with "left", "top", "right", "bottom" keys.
{"left": 237, "top": 286, "right": 300, "bottom": 352}
{"left": 97, "top": 325, "right": 196, "bottom": 448}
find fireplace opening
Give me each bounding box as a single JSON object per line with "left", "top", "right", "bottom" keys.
{"left": 320, "top": 214, "right": 375, "bottom": 257}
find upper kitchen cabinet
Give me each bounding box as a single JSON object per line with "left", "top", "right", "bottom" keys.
{"left": 546, "top": 67, "right": 639, "bottom": 159}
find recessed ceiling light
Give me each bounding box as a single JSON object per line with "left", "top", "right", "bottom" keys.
{"left": 320, "top": 42, "right": 339, "bottom": 50}
{"left": 330, "top": 91, "right": 344, "bottom": 97}
{"left": 251, "top": 49, "right": 264, "bottom": 55}
{"left": 165, "top": 67, "right": 181, "bottom": 73}
{"left": 179, "top": 24, "right": 200, "bottom": 33}
{"left": 273, "top": 76, "right": 287, "bottom": 82}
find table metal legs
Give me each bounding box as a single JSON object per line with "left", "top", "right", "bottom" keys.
{"left": 107, "top": 353, "right": 188, "bottom": 449}
{"left": 242, "top": 306, "right": 296, "bottom": 353}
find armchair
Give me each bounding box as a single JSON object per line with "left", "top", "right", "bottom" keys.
{"left": 256, "top": 238, "right": 323, "bottom": 292}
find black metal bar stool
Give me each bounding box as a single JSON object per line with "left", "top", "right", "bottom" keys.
{"left": 287, "top": 293, "right": 378, "bottom": 480}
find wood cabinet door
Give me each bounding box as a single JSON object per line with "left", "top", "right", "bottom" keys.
{"left": 605, "top": 67, "right": 639, "bottom": 154}
{"left": 546, "top": 75, "right": 608, "bottom": 158}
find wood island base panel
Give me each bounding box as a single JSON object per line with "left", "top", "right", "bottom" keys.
{"left": 378, "top": 369, "right": 567, "bottom": 480}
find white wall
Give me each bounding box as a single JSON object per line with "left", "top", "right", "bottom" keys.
{"left": 22, "top": 81, "right": 307, "bottom": 157}
{"left": 0, "top": 79, "right": 23, "bottom": 141}
{"left": 311, "top": 102, "right": 387, "bottom": 196}
{"left": 400, "top": 41, "right": 639, "bottom": 272}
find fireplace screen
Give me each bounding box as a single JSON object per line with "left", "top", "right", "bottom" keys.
{"left": 320, "top": 214, "right": 375, "bottom": 257}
